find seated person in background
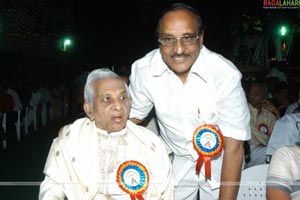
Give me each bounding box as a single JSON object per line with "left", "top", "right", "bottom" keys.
{"left": 285, "top": 88, "right": 300, "bottom": 115}
{"left": 266, "top": 144, "right": 300, "bottom": 200}
{"left": 269, "top": 81, "right": 292, "bottom": 117}
{"left": 246, "top": 80, "right": 279, "bottom": 168}
{"left": 266, "top": 112, "right": 300, "bottom": 162}
{"left": 39, "top": 68, "right": 174, "bottom": 200}
{"left": 266, "top": 60, "right": 288, "bottom": 84}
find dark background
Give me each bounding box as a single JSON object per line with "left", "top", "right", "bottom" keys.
{"left": 73, "top": 0, "right": 262, "bottom": 65}
{"left": 0, "top": 0, "right": 299, "bottom": 80}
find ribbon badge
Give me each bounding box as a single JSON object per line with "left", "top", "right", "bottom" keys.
{"left": 258, "top": 123, "right": 269, "bottom": 135}
{"left": 116, "top": 160, "right": 149, "bottom": 200}
{"left": 193, "top": 124, "right": 223, "bottom": 180}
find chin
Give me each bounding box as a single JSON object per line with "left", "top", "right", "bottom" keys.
{"left": 170, "top": 63, "right": 192, "bottom": 73}
{"left": 111, "top": 124, "right": 126, "bottom": 132}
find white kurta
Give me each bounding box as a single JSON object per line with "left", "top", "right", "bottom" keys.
{"left": 129, "top": 46, "right": 251, "bottom": 198}
{"left": 267, "top": 145, "right": 300, "bottom": 199}
{"left": 267, "top": 113, "right": 300, "bottom": 157}
{"left": 39, "top": 118, "right": 173, "bottom": 200}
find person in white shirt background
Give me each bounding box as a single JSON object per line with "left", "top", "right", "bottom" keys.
{"left": 246, "top": 80, "right": 278, "bottom": 168}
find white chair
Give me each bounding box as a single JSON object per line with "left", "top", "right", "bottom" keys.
{"left": 237, "top": 164, "right": 269, "bottom": 200}
{"left": 41, "top": 103, "right": 47, "bottom": 127}
{"left": 1, "top": 112, "right": 7, "bottom": 149}
{"left": 1, "top": 110, "right": 22, "bottom": 144}
{"left": 15, "top": 109, "right": 21, "bottom": 142}
{"left": 23, "top": 106, "right": 29, "bottom": 135}
{"left": 33, "top": 105, "right": 37, "bottom": 131}
{"left": 1, "top": 112, "right": 7, "bottom": 133}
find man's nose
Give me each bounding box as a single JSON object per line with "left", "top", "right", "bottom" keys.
{"left": 113, "top": 99, "right": 122, "bottom": 110}
{"left": 172, "top": 40, "right": 185, "bottom": 54}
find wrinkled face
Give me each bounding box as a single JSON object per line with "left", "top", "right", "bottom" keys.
{"left": 158, "top": 9, "right": 203, "bottom": 82}
{"left": 84, "top": 78, "right": 131, "bottom": 133}
{"left": 249, "top": 85, "right": 266, "bottom": 108}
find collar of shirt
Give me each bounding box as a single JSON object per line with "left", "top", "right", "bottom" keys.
{"left": 93, "top": 122, "right": 127, "bottom": 137}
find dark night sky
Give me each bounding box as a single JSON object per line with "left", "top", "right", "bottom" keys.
{"left": 72, "top": 0, "right": 263, "bottom": 67}
{"left": 1, "top": 0, "right": 299, "bottom": 81}
{"left": 2, "top": 0, "right": 299, "bottom": 79}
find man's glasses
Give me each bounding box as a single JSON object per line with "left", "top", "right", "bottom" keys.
{"left": 158, "top": 35, "right": 199, "bottom": 47}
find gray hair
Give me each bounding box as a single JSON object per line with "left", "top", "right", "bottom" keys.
{"left": 84, "top": 68, "right": 130, "bottom": 105}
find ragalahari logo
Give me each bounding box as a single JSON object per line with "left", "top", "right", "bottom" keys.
{"left": 263, "top": 0, "right": 300, "bottom": 8}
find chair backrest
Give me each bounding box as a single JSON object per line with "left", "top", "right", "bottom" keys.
{"left": 237, "top": 164, "right": 269, "bottom": 200}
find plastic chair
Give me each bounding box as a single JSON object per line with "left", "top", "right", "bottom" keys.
{"left": 15, "top": 109, "right": 21, "bottom": 142}
{"left": 1, "top": 110, "right": 22, "bottom": 144}
{"left": 1, "top": 112, "right": 7, "bottom": 149}
{"left": 24, "top": 106, "right": 29, "bottom": 135}
{"left": 237, "top": 164, "right": 269, "bottom": 200}
{"left": 41, "top": 103, "right": 47, "bottom": 127}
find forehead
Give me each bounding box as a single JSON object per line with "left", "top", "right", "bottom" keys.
{"left": 160, "top": 9, "right": 198, "bottom": 34}
{"left": 93, "top": 78, "right": 125, "bottom": 94}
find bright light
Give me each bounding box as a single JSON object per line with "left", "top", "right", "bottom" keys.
{"left": 62, "top": 38, "right": 72, "bottom": 51}
{"left": 280, "top": 26, "right": 287, "bottom": 36}
{"left": 64, "top": 39, "right": 71, "bottom": 45}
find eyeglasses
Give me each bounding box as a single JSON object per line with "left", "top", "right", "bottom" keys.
{"left": 158, "top": 35, "right": 199, "bottom": 46}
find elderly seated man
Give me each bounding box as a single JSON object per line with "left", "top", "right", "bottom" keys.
{"left": 39, "top": 68, "right": 174, "bottom": 200}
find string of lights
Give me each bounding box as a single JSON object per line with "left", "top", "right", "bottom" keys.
{"left": 0, "top": 0, "right": 74, "bottom": 52}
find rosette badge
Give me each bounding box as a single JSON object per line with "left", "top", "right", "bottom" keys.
{"left": 116, "top": 160, "right": 149, "bottom": 200}
{"left": 193, "top": 124, "right": 223, "bottom": 180}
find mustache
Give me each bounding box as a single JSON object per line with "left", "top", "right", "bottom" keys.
{"left": 171, "top": 54, "right": 189, "bottom": 58}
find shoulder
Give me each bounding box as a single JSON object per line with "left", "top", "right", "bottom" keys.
{"left": 277, "top": 113, "right": 300, "bottom": 125}
{"left": 58, "top": 117, "right": 92, "bottom": 140}
{"left": 130, "top": 49, "right": 161, "bottom": 86}
{"left": 272, "top": 145, "right": 300, "bottom": 164}
{"left": 198, "top": 47, "right": 242, "bottom": 87}
{"left": 132, "top": 49, "right": 160, "bottom": 69}
{"left": 202, "top": 47, "right": 241, "bottom": 76}
{"left": 267, "top": 146, "right": 300, "bottom": 189}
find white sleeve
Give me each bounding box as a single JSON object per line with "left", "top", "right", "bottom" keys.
{"left": 39, "top": 176, "right": 65, "bottom": 200}
{"left": 266, "top": 147, "right": 293, "bottom": 193}
{"left": 128, "top": 61, "right": 154, "bottom": 120}
{"left": 39, "top": 138, "right": 66, "bottom": 200}
{"left": 217, "top": 73, "right": 251, "bottom": 140}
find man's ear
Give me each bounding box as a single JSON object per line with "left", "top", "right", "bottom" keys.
{"left": 83, "top": 102, "right": 94, "bottom": 120}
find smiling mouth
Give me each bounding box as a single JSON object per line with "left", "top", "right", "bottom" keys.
{"left": 171, "top": 54, "right": 189, "bottom": 59}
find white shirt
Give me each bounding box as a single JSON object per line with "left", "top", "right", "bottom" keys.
{"left": 39, "top": 118, "right": 173, "bottom": 200}
{"left": 129, "top": 46, "right": 251, "bottom": 189}
{"left": 267, "top": 145, "right": 300, "bottom": 199}
{"left": 285, "top": 102, "right": 299, "bottom": 115}
{"left": 267, "top": 113, "right": 300, "bottom": 156}
{"left": 248, "top": 104, "right": 277, "bottom": 146}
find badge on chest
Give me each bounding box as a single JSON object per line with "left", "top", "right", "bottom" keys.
{"left": 193, "top": 124, "right": 223, "bottom": 180}
{"left": 116, "top": 160, "right": 149, "bottom": 200}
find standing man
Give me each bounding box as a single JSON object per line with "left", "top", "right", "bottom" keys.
{"left": 128, "top": 3, "right": 251, "bottom": 200}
